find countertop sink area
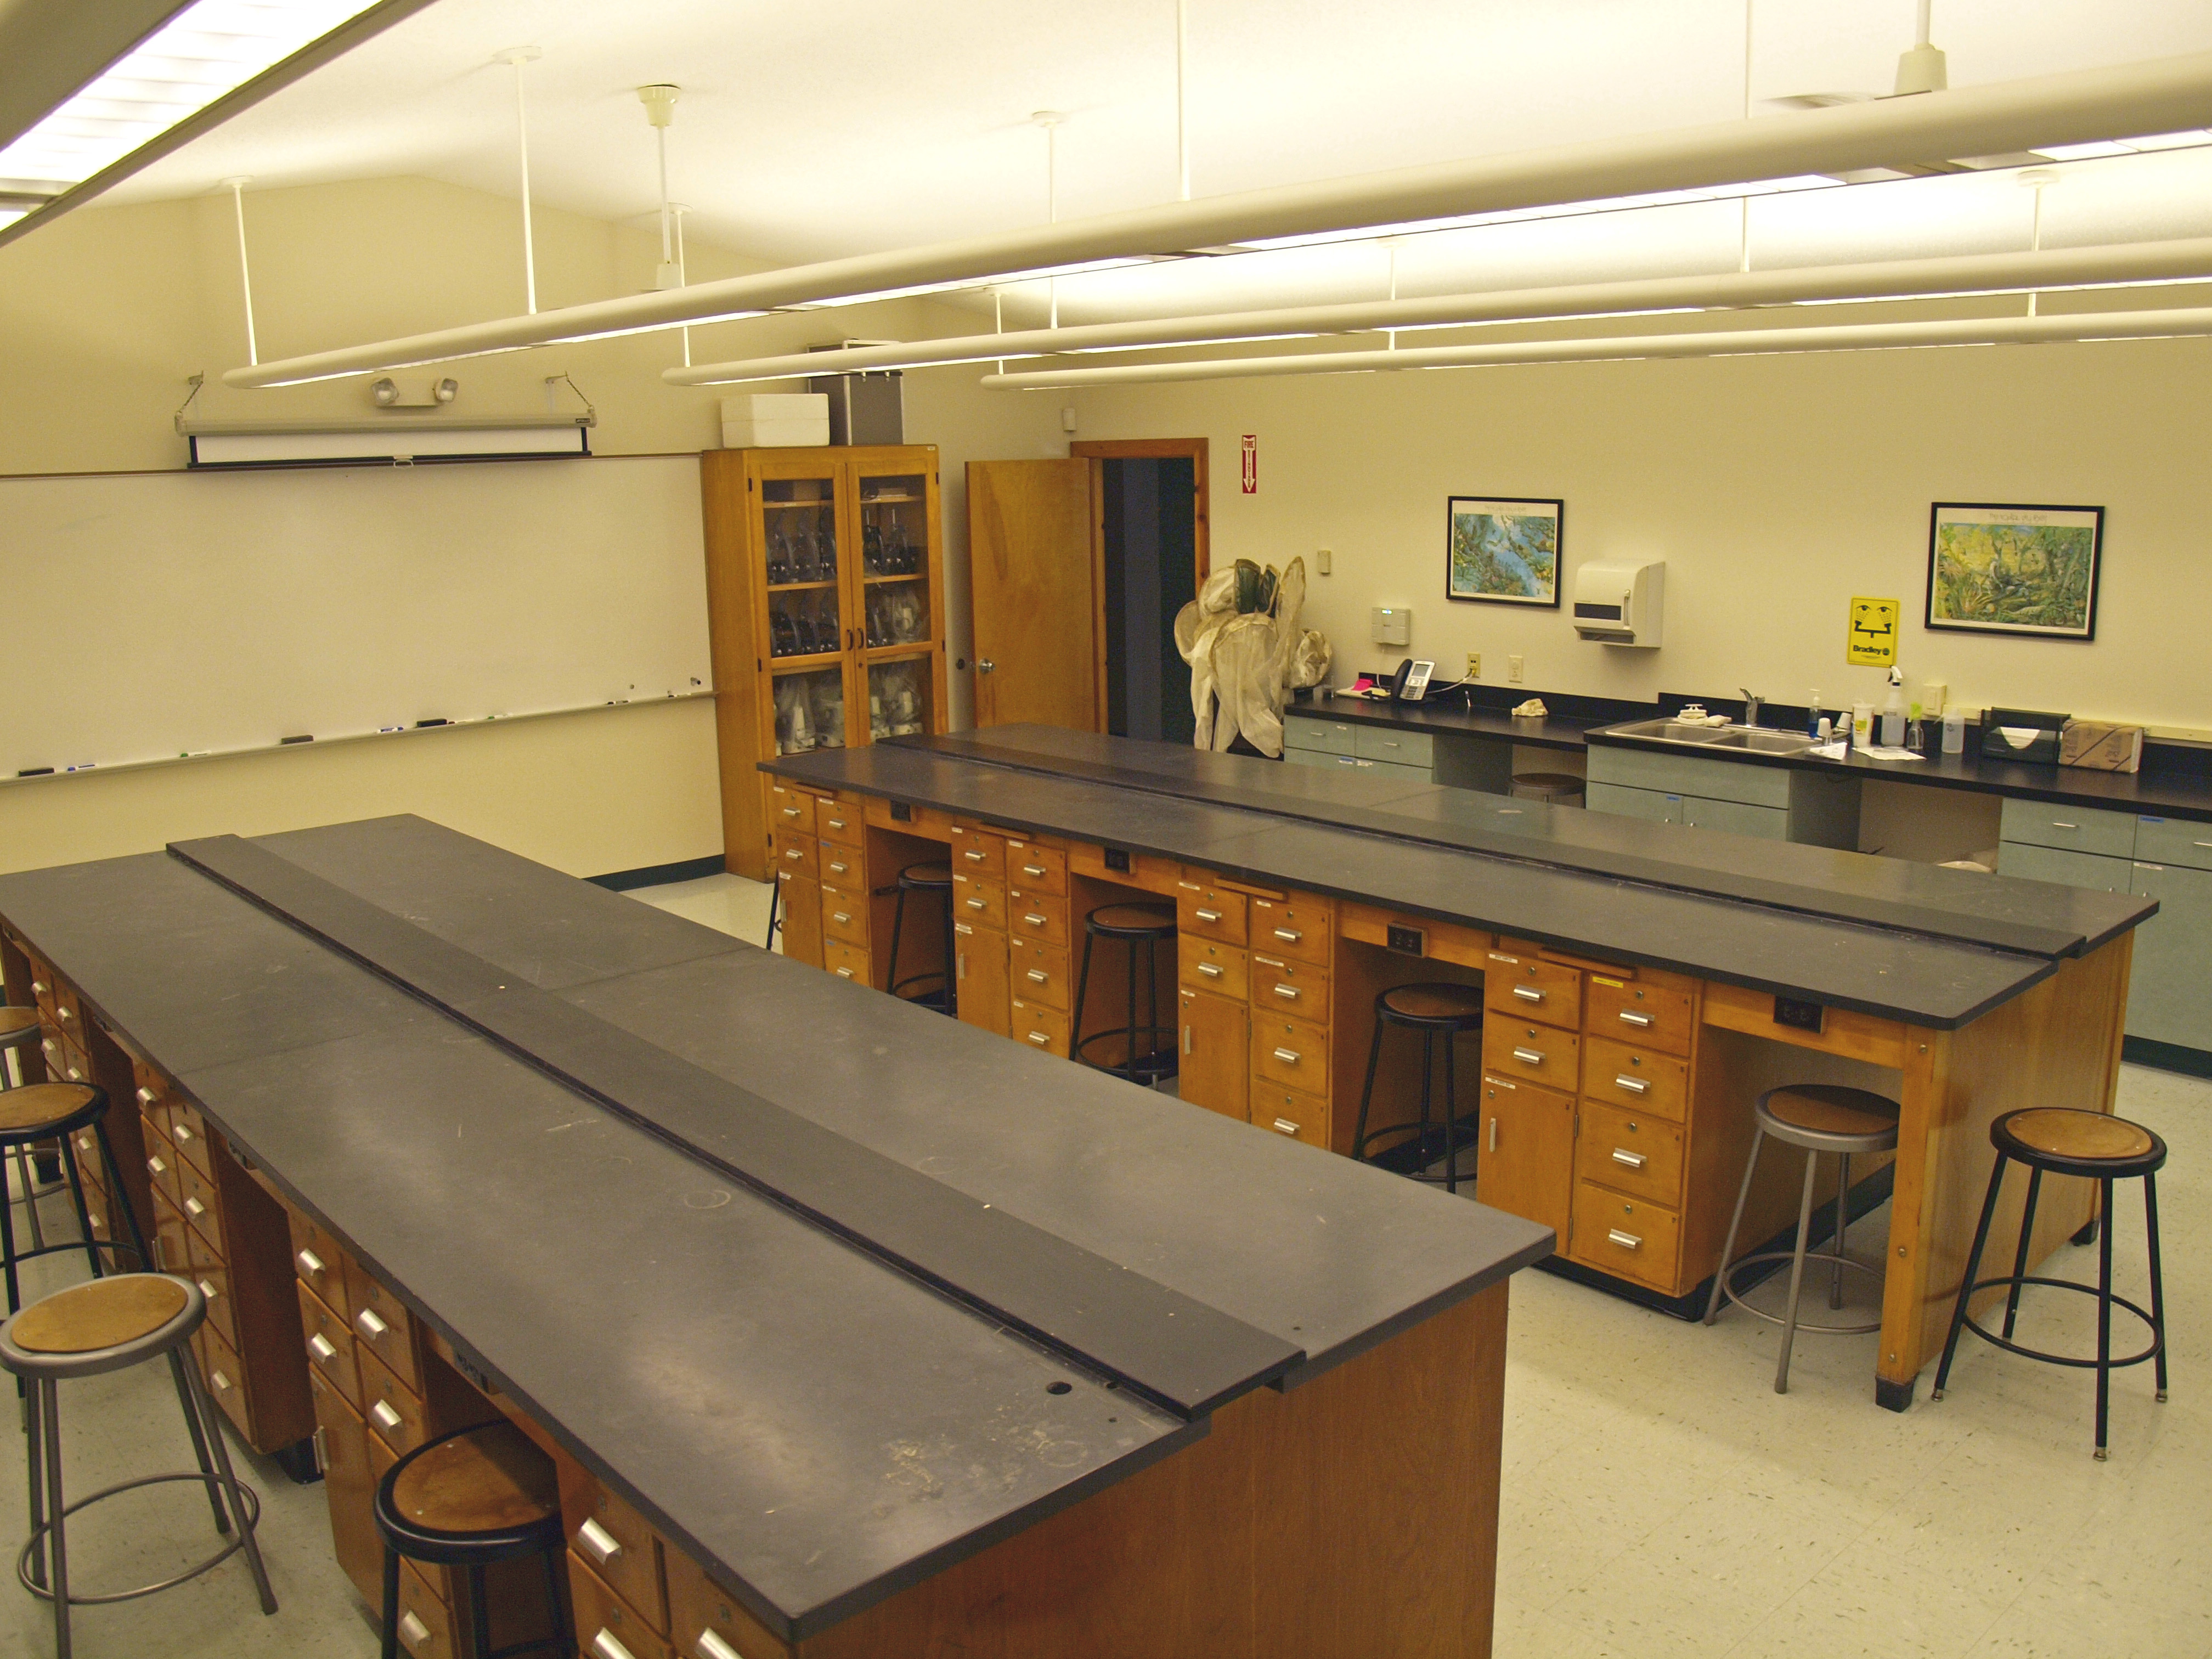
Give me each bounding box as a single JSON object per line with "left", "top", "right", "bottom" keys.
{"left": 1601, "top": 719, "right": 1818, "bottom": 756}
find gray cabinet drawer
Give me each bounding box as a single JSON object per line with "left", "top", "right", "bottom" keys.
{"left": 1284, "top": 715, "right": 1356, "bottom": 755}
{"left": 1996, "top": 840, "right": 2134, "bottom": 893}
{"left": 2126, "top": 860, "right": 2212, "bottom": 1048}
{"left": 2130, "top": 816, "right": 2212, "bottom": 873}
{"left": 1998, "top": 798, "right": 2137, "bottom": 859}
{"left": 1283, "top": 750, "right": 1429, "bottom": 783}
{"left": 1587, "top": 745, "right": 1791, "bottom": 809}
{"left": 1586, "top": 781, "right": 1679, "bottom": 824}
{"left": 1680, "top": 796, "right": 1790, "bottom": 840}
{"left": 1353, "top": 726, "right": 1434, "bottom": 768}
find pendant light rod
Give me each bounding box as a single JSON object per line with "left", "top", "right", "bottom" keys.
{"left": 224, "top": 49, "right": 2212, "bottom": 388}
{"left": 980, "top": 302, "right": 2212, "bottom": 389}
{"left": 498, "top": 47, "right": 542, "bottom": 315}
{"left": 222, "top": 175, "right": 258, "bottom": 366}
{"left": 663, "top": 235, "right": 2212, "bottom": 385}
{"left": 1176, "top": 0, "right": 1191, "bottom": 201}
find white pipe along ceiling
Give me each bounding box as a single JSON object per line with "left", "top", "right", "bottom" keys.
{"left": 664, "top": 238, "right": 2212, "bottom": 385}
{"left": 222, "top": 48, "right": 2212, "bottom": 388}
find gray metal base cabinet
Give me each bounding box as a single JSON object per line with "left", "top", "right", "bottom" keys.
{"left": 1584, "top": 748, "right": 1858, "bottom": 848}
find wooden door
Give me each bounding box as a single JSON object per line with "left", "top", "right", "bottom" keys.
{"left": 1177, "top": 988, "right": 1249, "bottom": 1120}
{"left": 967, "top": 460, "right": 1097, "bottom": 730}
{"left": 308, "top": 1368, "right": 382, "bottom": 1607}
{"left": 954, "top": 922, "right": 1009, "bottom": 1036}
{"left": 777, "top": 871, "right": 823, "bottom": 968}
{"left": 1474, "top": 1075, "right": 1575, "bottom": 1250}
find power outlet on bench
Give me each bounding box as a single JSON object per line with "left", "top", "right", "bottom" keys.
{"left": 1104, "top": 848, "right": 1132, "bottom": 873}
{"left": 1387, "top": 924, "right": 1426, "bottom": 956}
{"left": 1774, "top": 996, "right": 1826, "bottom": 1033}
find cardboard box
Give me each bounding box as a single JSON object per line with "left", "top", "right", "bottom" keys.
{"left": 720, "top": 393, "right": 829, "bottom": 449}
{"left": 2060, "top": 720, "right": 2145, "bottom": 773}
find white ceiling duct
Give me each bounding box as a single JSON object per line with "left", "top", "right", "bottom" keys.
{"left": 221, "top": 49, "right": 2212, "bottom": 387}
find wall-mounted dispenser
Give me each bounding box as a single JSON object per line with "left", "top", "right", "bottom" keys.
{"left": 1372, "top": 606, "right": 1412, "bottom": 646}
{"left": 1572, "top": 557, "right": 1664, "bottom": 647}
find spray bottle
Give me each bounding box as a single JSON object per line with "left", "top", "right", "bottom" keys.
{"left": 1881, "top": 667, "right": 1907, "bottom": 749}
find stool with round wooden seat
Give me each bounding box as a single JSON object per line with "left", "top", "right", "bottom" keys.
{"left": 1703, "top": 1084, "right": 1900, "bottom": 1393}
{"left": 375, "top": 1420, "right": 572, "bottom": 1659}
{"left": 1070, "top": 904, "right": 1180, "bottom": 1085}
{"left": 1933, "top": 1107, "right": 2168, "bottom": 1460}
{"left": 1350, "top": 984, "right": 1487, "bottom": 1194}
{"left": 1, "top": 1008, "right": 64, "bottom": 1260}
{"left": 1510, "top": 771, "right": 1585, "bottom": 808}
{"left": 884, "top": 861, "right": 957, "bottom": 1014}
{"left": 0, "top": 1082, "right": 149, "bottom": 1319}
{"left": 0, "top": 1273, "right": 275, "bottom": 1657}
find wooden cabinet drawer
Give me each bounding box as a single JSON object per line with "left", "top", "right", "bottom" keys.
{"left": 766, "top": 782, "right": 819, "bottom": 836}
{"left": 1570, "top": 1182, "right": 1682, "bottom": 1292}
{"left": 359, "top": 1343, "right": 429, "bottom": 1455}
{"left": 770, "top": 829, "right": 819, "bottom": 882}
{"left": 1483, "top": 949, "right": 1583, "bottom": 1030}
{"left": 1180, "top": 936, "right": 1249, "bottom": 999}
{"left": 949, "top": 825, "right": 1007, "bottom": 880}
{"left": 143, "top": 1118, "right": 182, "bottom": 1206}
{"left": 864, "top": 797, "right": 953, "bottom": 839}
{"left": 1249, "top": 951, "right": 1327, "bottom": 1018}
{"left": 1584, "top": 973, "right": 1695, "bottom": 1056}
{"left": 289, "top": 1210, "right": 352, "bottom": 1319}
{"left": 1337, "top": 902, "right": 1491, "bottom": 969}
{"left": 1251, "top": 1011, "right": 1329, "bottom": 1092}
{"left": 348, "top": 1266, "right": 423, "bottom": 1391}
{"left": 394, "top": 1558, "right": 461, "bottom": 1659}
{"left": 820, "top": 884, "right": 869, "bottom": 945}
{"left": 178, "top": 1161, "right": 223, "bottom": 1254}
{"left": 167, "top": 1099, "right": 215, "bottom": 1175}
{"left": 1011, "top": 997, "right": 1070, "bottom": 1058}
{"left": 1010, "top": 940, "right": 1070, "bottom": 1009}
{"left": 951, "top": 872, "right": 1006, "bottom": 929}
{"left": 563, "top": 1470, "right": 669, "bottom": 1633}
{"left": 819, "top": 843, "right": 863, "bottom": 885}
{"left": 1576, "top": 1099, "right": 1685, "bottom": 1205}
{"left": 1006, "top": 838, "right": 1068, "bottom": 894}
{"left": 817, "top": 795, "right": 866, "bottom": 847}
{"left": 1701, "top": 980, "right": 1909, "bottom": 1068}
{"left": 569, "top": 1555, "right": 675, "bottom": 1659}
{"left": 1581, "top": 1034, "right": 1690, "bottom": 1122}
{"left": 1176, "top": 873, "right": 1249, "bottom": 946}
{"left": 1007, "top": 889, "right": 1068, "bottom": 948}
{"left": 1254, "top": 1084, "right": 1328, "bottom": 1148}
{"left": 191, "top": 1257, "right": 240, "bottom": 1352}
{"left": 1482, "top": 1018, "right": 1582, "bottom": 1094}
{"left": 298, "top": 1280, "right": 361, "bottom": 1407}
{"left": 1249, "top": 894, "right": 1331, "bottom": 965}
{"left": 1068, "top": 842, "right": 1182, "bottom": 894}
{"left": 667, "top": 1551, "right": 785, "bottom": 1659}
{"left": 131, "top": 1062, "right": 171, "bottom": 1121}
{"left": 822, "top": 939, "right": 871, "bottom": 984}
{"left": 69, "top": 1122, "right": 104, "bottom": 1178}
{"left": 198, "top": 1319, "right": 252, "bottom": 1437}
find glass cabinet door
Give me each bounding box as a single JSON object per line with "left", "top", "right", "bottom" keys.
{"left": 771, "top": 664, "right": 848, "bottom": 754}
{"left": 760, "top": 472, "right": 844, "bottom": 664}
{"left": 855, "top": 470, "right": 932, "bottom": 650}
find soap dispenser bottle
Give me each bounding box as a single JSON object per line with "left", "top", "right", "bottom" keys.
{"left": 1880, "top": 668, "right": 1906, "bottom": 748}
{"left": 1808, "top": 690, "right": 1822, "bottom": 740}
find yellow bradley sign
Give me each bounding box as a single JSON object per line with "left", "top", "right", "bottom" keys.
{"left": 1847, "top": 596, "right": 1900, "bottom": 667}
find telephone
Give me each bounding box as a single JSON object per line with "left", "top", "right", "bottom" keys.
{"left": 1389, "top": 658, "right": 1436, "bottom": 702}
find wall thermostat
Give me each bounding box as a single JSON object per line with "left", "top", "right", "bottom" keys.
{"left": 1371, "top": 606, "right": 1412, "bottom": 646}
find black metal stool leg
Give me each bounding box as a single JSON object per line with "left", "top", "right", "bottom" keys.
{"left": 885, "top": 887, "right": 907, "bottom": 992}
{"left": 469, "top": 1562, "right": 494, "bottom": 1659}
{"left": 2095, "top": 1175, "right": 2115, "bottom": 1460}
{"left": 2145, "top": 1173, "right": 2168, "bottom": 1402}
{"left": 1071, "top": 935, "right": 1096, "bottom": 1065}
{"left": 542, "top": 1540, "right": 575, "bottom": 1655}
{"left": 93, "top": 1119, "right": 148, "bottom": 1272}
{"left": 1441, "top": 1022, "right": 1461, "bottom": 1195}
{"left": 167, "top": 1347, "right": 232, "bottom": 1536}
{"left": 763, "top": 878, "right": 779, "bottom": 950}
{"left": 941, "top": 885, "right": 957, "bottom": 1018}
{"left": 380, "top": 1543, "right": 403, "bottom": 1659}
{"left": 2001, "top": 1166, "right": 2045, "bottom": 1340}
{"left": 1121, "top": 932, "right": 1138, "bottom": 1080}
{"left": 1351, "top": 1020, "right": 1385, "bottom": 1161}
{"left": 0, "top": 1176, "right": 20, "bottom": 1318}
{"left": 1935, "top": 1152, "right": 2010, "bottom": 1400}
{"left": 56, "top": 1137, "right": 100, "bottom": 1282}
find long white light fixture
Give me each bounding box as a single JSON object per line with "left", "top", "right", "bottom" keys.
{"left": 177, "top": 414, "right": 592, "bottom": 468}
{"left": 979, "top": 303, "right": 2212, "bottom": 388}
{"left": 222, "top": 49, "right": 2212, "bottom": 389}
{"left": 664, "top": 237, "right": 2212, "bottom": 385}
{"left": 0, "top": 0, "right": 434, "bottom": 247}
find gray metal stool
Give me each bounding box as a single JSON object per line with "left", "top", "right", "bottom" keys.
{"left": 1, "top": 1008, "right": 61, "bottom": 1259}
{"left": 1510, "top": 771, "right": 1585, "bottom": 808}
{"left": 1703, "top": 1084, "right": 1900, "bottom": 1393}
{"left": 0, "top": 1273, "right": 276, "bottom": 1657}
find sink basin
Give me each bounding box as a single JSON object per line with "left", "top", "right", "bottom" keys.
{"left": 1609, "top": 719, "right": 1734, "bottom": 744}
{"left": 1605, "top": 719, "right": 1815, "bottom": 757}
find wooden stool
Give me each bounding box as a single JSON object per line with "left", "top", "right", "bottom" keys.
{"left": 375, "top": 1420, "right": 572, "bottom": 1659}
{"left": 1071, "top": 905, "right": 1179, "bottom": 1085}
{"left": 1703, "top": 1085, "right": 1900, "bottom": 1393}
{"left": 0, "top": 1274, "right": 275, "bottom": 1657}
{"left": 1510, "top": 771, "right": 1585, "bottom": 807}
{"left": 1934, "top": 1107, "right": 2168, "bottom": 1459}
{"left": 0, "top": 1083, "right": 148, "bottom": 1318}
{"left": 1, "top": 1009, "right": 63, "bottom": 1259}
{"left": 885, "top": 862, "right": 956, "bottom": 1014}
{"left": 1351, "top": 984, "right": 1486, "bottom": 1194}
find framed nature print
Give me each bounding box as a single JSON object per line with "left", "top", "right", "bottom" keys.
{"left": 1447, "top": 496, "right": 1562, "bottom": 608}
{"left": 1926, "top": 501, "right": 2104, "bottom": 641}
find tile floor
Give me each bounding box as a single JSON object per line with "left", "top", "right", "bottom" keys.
{"left": 0, "top": 869, "right": 2200, "bottom": 1656}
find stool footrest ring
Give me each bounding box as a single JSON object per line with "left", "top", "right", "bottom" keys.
{"left": 16, "top": 1470, "right": 262, "bottom": 1605}
{"left": 1714, "top": 1249, "right": 1884, "bottom": 1336}
{"left": 1951, "top": 1275, "right": 2163, "bottom": 1371}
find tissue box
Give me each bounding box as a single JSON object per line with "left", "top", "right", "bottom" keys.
{"left": 1980, "top": 708, "right": 2068, "bottom": 766}
{"left": 2061, "top": 720, "right": 2145, "bottom": 773}
{"left": 720, "top": 393, "right": 829, "bottom": 449}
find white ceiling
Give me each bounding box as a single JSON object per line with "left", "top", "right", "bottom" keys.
{"left": 105, "top": 0, "right": 2212, "bottom": 328}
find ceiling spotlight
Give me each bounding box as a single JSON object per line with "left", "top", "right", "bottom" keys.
{"left": 433, "top": 377, "right": 459, "bottom": 404}
{"left": 371, "top": 376, "right": 399, "bottom": 407}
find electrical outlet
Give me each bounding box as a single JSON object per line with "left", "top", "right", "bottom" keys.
{"left": 1316, "top": 549, "right": 1332, "bottom": 575}
{"left": 1508, "top": 655, "right": 1525, "bottom": 682}
{"left": 1465, "top": 652, "right": 1480, "bottom": 680}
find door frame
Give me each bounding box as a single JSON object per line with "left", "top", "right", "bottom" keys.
{"left": 1072, "top": 438, "right": 1210, "bottom": 737}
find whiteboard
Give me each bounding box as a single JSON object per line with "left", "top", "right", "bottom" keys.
{"left": 1, "top": 455, "right": 713, "bottom": 777}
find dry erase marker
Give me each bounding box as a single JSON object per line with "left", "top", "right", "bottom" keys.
{"left": 281, "top": 734, "right": 314, "bottom": 745}
{"left": 379, "top": 725, "right": 404, "bottom": 734}
{"left": 18, "top": 766, "right": 54, "bottom": 777}
{"left": 66, "top": 762, "right": 97, "bottom": 771}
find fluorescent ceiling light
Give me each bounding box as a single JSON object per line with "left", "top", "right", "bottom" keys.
{"left": 2036, "top": 127, "right": 2212, "bottom": 161}
{"left": 178, "top": 413, "right": 591, "bottom": 468}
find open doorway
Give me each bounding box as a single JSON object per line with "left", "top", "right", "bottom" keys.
{"left": 1076, "top": 439, "right": 1209, "bottom": 745}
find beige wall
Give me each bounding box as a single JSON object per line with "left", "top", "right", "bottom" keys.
{"left": 0, "top": 177, "right": 1062, "bottom": 875}
{"left": 1066, "top": 336, "right": 2212, "bottom": 733}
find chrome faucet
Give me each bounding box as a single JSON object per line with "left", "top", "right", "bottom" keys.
{"left": 1740, "top": 688, "right": 1763, "bottom": 729}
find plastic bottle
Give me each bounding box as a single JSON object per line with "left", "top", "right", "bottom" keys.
{"left": 1852, "top": 703, "right": 1874, "bottom": 748}
{"left": 1880, "top": 668, "right": 1906, "bottom": 748}
{"left": 1942, "top": 709, "right": 1967, "bottom": 754}
{"left": 1808, "top": 690, "right": 1822, "bottom": 738}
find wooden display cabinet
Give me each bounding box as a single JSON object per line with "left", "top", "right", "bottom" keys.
{"left": 701, "top": 447, "right": 948, "bottom": 879}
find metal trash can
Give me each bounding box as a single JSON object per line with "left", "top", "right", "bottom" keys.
{"left": 1510, "top": 771, "right": 1585, "bottom": 808}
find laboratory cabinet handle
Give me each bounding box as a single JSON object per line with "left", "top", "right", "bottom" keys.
{"left": 827, "top": 860, "right": 850, "bottom": 875}
{"left": 1511, "top": 985, "right": 1546, "bottom": 1003}
{"left": 781, "top": 806, "right": 802, "bottom": 819}
{"left": 1613, "top": 1074, "right": 1650, "bottom": 1094}
{"left": 955, "top": 952, "right": 967, "bottom": 981}
{"left": 307, "top": 1334, "right": 338, "bottom": 1364}
{"left": 1183, "top": 1025, "right": 1193, "bottom": 1055}
{"left": 198, "top": 1278, "right": 218, "bottom": 1300}
{"left": 1488, "top": 1117, "right": 1498, "bottom": 1153}
{"left": 697, "top": 1632, "right": 747, "bottom": 1659}
{"left": 371, "top": 1400, "right": 404, "bottom": 1433}
{"left": 1022, "top": 864, "right": 1048, "bottom": 877}
{"left": 173, "top": 1123, "right": 194, "bottom": 1144}
{"left": 209, "top": 1368, "right": 233, "bottom": 1394}
{"left": 399, "top": 1612, "right": 432, "bottom": 1651}
{"left": 977, "top": 659, "right": 996, "bottom": 673}
{"left": 1607, "top": 1228, "right": 1643, "bottom": 1251}
{"left": 1195, "top": 908, "right": 1223, "bottom": 922}
{"left": 297, "top": 1249, "right": 325, "bottom": 1277}
{"left": 826, "top": 817, "right": 847, "bottom": 831}
{"left": 57, "top": 1007, "right": 71, "bottom": 1022}
{"left": 148, "top": 1156, "right": 167, "bottom": 1176}
{"left": 1198, "top": 963, "right": 1223, "bottom": 978}
{"left": 2050, "top": 821, "right": 2079, "bottom": 830}
{"left": 1617, "top": 1010, "right": 1654, "bottom": 1027}
{"left": 1273, "top": 1118, "right": 1301, "bottom": 1136}
{"left": 577, "top": 1517, "right": 624, "bottom": 1566}
{"left": 783, "top": 848, "right": 804, "bottom": 861}
{"left": 1026, "top": 969, "right": 1049, "bottom": 983}
{"left": 964, "top": 849, "right": 987, "bottom": 862}
{"left": 1273, "top": 1046, "right": 1302, "bottom": 1064}
{"left": 356, "top": 1310, "right": 389, "bottom": 1340}
{"left": 1512, "top": 1047, "right": 1545, "bottom": 1066}
{"left": 1023, "top": 913, "right": 1048, "bottom": 927}
{"left": 966, "top": 898, "right": 988, "bottom": 911}
{"left": 1611, "top": 1148, "right": 1647, "bottom": 1170}
{"left": 1273, "top": 928, "right": 1302, "bottom": 943}
{"left": 2195, "top": 841, "right": 2212, "bottom": 850}
{"left": 137, "top": 1086, "right": 156, "bottom": 1104}
{"left": 831, "top": 911, "right": 853, "bottom": 925}
{"left": 834, "top": 967, "right": 854, "bottom": 979}
{"left": 1026, "top": 1031, "right": 1050, "bottom": 1046}
{"left": 1273, "top": 984, "right": 1300, "bottom": 1000}
{"left": 184, "top": 1197, "right": 206, "bottom": 1220}
{"left": 30, "top": 980, "right": 46, "bottom": 995}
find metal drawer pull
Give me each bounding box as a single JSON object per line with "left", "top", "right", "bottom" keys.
{"left": 1613, "top": 1074, "right": 1650, "bottom": 1094}
{"left": 963, "top": 849, "right": 986, "bottom": 862}
{"left": 1273, "top": 928, "right": 1302, "bottom": 943}
{"left": 1512, "top": 1047, "right": 1545, "bottom": 1065}
{"left": 1023, "top": 913, "right": 1047, "bottom": 927}
{"left": 834, "top": 967, "right": 854, "bottom": 978}
{"left": 297, "top": 1249, "right": 325, "bottom": 1277}
{"left": 1611, "top": 1149, "right": 1647, "bottom": 1170}
{"left": 57, "top": 1007, "right": 71, "bottom": 1022}
{"left": 398, "top": 1612, "right": 431, "bottom": 1650}
{"left": 307, "top": 1335, "right": 338, "bottom": 1363}
{"left": 30, "top": 980, "right": 45, "bottom": 995}
{"left": 966, "top": 898, "right": 988, "bottom": 911}
{"left": 780, "top": 806, "right": 802, "bottom": 818}
{"left": 696, "top": 1632, "right": 746, "bottom": 1659}
{"left": 1026, "top": 968, "right": 1049, "bottom": 983}
{"left": 137, "top": 1086, "right": 156, "bottom": 1104}
{"left": 2196, "top": 841, "right": 2212, "bottom": 850}
{"left": 42, "top": 1039, "right": 56, "bottom": 1053}
{"left": 184, "top": 1197, "right": 207, "bottom": 1220}
{"left": 831, "top": 911, "right": 853, "bottom": 925}
{"left": 2050, "top": 821, "right": 2079, "bottom": 830}
{"left": 148, "top": 1156, "right": 167, "bottom": 1176}
{"left": 1488, "top": 1118, "right": 1498, "bottom": 1152}
{"left": 1026, "top": 1031, "right": 1051, "bottom": 1046}
{"left": 1198, "top": 963, "right": 1223, "bottom": 978}
{"left": 592, "top": 1630, "right": 640, "bottom": 1659}
{"left": 210, "top": 1369, "right": 233, "bottom": 1393}
{"left": 1607, "top": 1228, "right": 1643, "bottom": 1250}
{"left": 826, "top": 817, "right": 847, "bottom": 830}
{"left": 783, "top": 848, "right": 803, "bottom": 861}
{"left": 198, "top": 1278, "right": 218, "bottom": 1300}
{"left": 827, "top": 860, "right": 849, "bottom": 874}
{"left": 371, "top": 1400, "right": 404, "bottom": 1432}
{"left": 173, "top": 1124, "right": 194, "bottom": 1143}
{"left": 1023, "top": 864, "right": 1047, "bottom": 877}
{"left": 577, "top": 1517, "right": 624, "bottom": 1566}
{"left": 1273, "top": 1118, "right": 1300, "bottom": 1136}
{"left": 86, "top": 1209, "right": 103, "bottom": 1233}
{"left": 1183, "top": 1025, "right": 1193, "bottom": 1055}
{"left": 1617, "top": 1009, "right": 1654, "bottom": 1026}
{"left": 1195, "top": 907, "right": 1223, "bottom": 922}
{"left": 356, "top": 1310, "right": 390, "bottom": 1340}
{"left": 1511, "top": 985, "right": 1545, "bottom": 1003}
{"left": 1273, "top": 984, "right": 1300, "bottom": 1000}
{"left": 1273, "top": 1047, "right": 1301, "bottom": 1064}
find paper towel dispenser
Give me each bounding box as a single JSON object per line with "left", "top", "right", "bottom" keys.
{"left": 1573, "top": 557, "right": 1664, "bottom": 647}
